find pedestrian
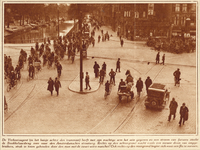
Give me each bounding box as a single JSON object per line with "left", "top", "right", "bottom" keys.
{"left": 102, "top": 62, "right": 107, "bottom": 74}
{"left": 92, "top": 38, "right": 95, "bottom": 47}
{"left": 47, "top": 77, "right": 54, "bottom": 96}
{"left": 156, "top": 52, "right": 160, "bottom": 64}
{"left": 161, "top": 54, "right": 165, "bottom": 65}
{"left": 173, "top": 68, "right": 181, "bottom": 86}
{"left": 54, "top": 77, "right": 61, "bottom": 96}
{"left": 136, "top": 77, "right": 143, "bottom": 97}
{"left": 93, "top": 61, "right": 100, "bottom": 78}
{"left": 116, "top": 58, "right": 121, "bottom": 72}
{"left": 85, "top": 72, "right": 91, "bottom": 90}
{"left": 56, "top": 62, "right": 62, "bottom": 78}
{"left": 120, "top": 39, "right": 124, "bottom": 47}
{"left": 102, "top": 35, "right": 105, "bottom": 42}
{"left": 71, "top": 50, "right": 75, "bottom": 63}
{"left": 168, "top": 98, "right": 178, "bottom": 121}
{"left": 99, "top": 68, "right": 105, "bottom": 84}
{"left": 98, "top": 35, "right": 101, "bottom": 43}
{"left": 179, "top": 103, "right": 189, "bottom": 126}
{"left": 145, "top": 76, "right": 152, "bottom": 94}
{"left": 109, "top": 69, "right": 116, "bottom": 85}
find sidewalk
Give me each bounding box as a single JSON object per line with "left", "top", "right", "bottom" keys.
{"left": 68, "top": 73, "right": 101, "bottom": 94}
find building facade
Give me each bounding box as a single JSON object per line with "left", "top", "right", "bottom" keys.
{"left": 93, "top": 3, "right": 196, "bottom": 40}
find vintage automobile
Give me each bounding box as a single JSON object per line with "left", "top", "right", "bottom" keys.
{"left": 145, "top": 83, "right": 169, "bottom": 110}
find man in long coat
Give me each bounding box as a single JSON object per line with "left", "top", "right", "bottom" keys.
{"left": 47, "top": 77, "right": 54, "bottom": 96}
{"left": 54, "top": 77, "right": 61, "bottom": 96}
{"left": 93, "top": 61, "right": 100, "bottom": 78}
{"left": 179, "top": 103, "right": 189, "bottom": 126}
{"left": 136, "top": 77, "right": 143, "bottom": 97}
{"left": 168, "top": 98, "right": 178, "bottom": 121}
{"left": 116, "top": 58, "right": 121, "bottom": 72}
{"left": 145, "top": 76, "right": 152, "bottom": 94}
{"left": 156, "top": 52, "right": 160, "bottom": 64}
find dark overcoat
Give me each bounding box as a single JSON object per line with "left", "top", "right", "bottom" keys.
{"left": 47, "top": 80, "right": 54, "bottom": 91}
{"left": 54, "top": 80, "right": 61, "bottom": 91}
{"left": 136, "top": 80, "right": 143, "bottom": 92}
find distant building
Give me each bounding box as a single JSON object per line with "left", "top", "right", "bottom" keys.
{"left": 171, "top": 3, "right": 196, "bottom": 39}
{"left": 93, "top": 3, "right": 196, "bottom": 40}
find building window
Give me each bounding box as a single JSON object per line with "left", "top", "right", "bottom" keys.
{"left": 181, "top": 16, "right": 186, "bottom": 25}
{"left": 182, "top": 4, "right": 187, "bottom": 12}
{"left": 176, "top": 14, "right": 179, "bottom": 25}
{"left": 175, "top": 4, "right": 180, "bottom": 12}
{"left": 148, "top": 9, "right": 154, "bottom": 15}
{"left": 174, "top": 17, "right": 177, "bottom": 25}
{"left": 143, "top": 11, "right": 146, "bottom": 17}
{"left": 124, "top": 11, "right": 130, "bottom": 17}
{"left": 135, "top": 11, "right": 139, "bottom": 18}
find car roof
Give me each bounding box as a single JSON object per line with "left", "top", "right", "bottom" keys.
{"left": 148, "top": 83, "right": 166, "bottom": 92}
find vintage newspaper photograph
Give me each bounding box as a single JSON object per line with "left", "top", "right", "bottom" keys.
{"left": 1, "top": 0, "right": 199, "bottom": 149}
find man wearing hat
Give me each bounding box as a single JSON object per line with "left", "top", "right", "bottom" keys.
{"left": 168, "top": 98, "right": 178, "bottom": 121}
{"left": 136, "top": 77, "right": 143, "bottom": 97}
{"left": 54, "top": 77, "right": 61, "bottom": 96}
{"left": 173, "top": 68, "right": 181, "bottom": 86}
{"left": 179, "top": 103, "right": 189, "bottom": 126}
{"left": 116, "top": 58, "right": 121, "bottom": 72}
{"left": 145, "top": 76, "right": 152, "bottom": 94}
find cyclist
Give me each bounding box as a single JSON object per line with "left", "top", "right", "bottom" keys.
{"left": 105, "top": 80, "right": 110, "bottom": 96}
{"left": 9, "top": 70, "right": 16, "bottom": 87}
{"left": 29, "top": 64, "right": 35, "bottom": 79}
{"left": 15, "top": 65, "right": 21, "bottom": 81}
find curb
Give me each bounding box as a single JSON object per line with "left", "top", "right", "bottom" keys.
{"left": 68, "top": 74, "right": 101, "bottom": 94}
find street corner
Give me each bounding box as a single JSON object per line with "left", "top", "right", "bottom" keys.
{"left": 68, "top": 74, "right": 101, "bottom": 94}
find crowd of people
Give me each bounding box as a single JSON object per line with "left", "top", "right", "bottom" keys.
{"left": 147, "top": 36, "right": 196, "bottom": 54}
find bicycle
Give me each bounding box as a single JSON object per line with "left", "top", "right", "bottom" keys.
{"left": 104, "top": 82, "right": 113, "bottom": 99}
{"left": 27, "top": 71, "right": 37, "bottom": 82}
{"left": 7, "top": 79, "right": 18, "bottom": 92}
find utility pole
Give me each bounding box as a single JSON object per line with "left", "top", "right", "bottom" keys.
{"left": 79, "top": 10, "right": 83, "bottom": 92}
{"left": 58, "top": 9, "right": 59, "bottom": 38}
